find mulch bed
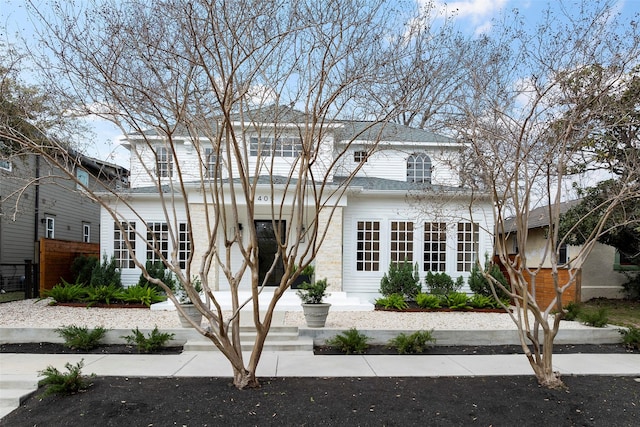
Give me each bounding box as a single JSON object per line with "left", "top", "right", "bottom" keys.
{"left": 53, "top": 302, "right": 150, "bottom": 309}
{"left": 1, "top": 375, "right": 639, "bottom": 426}
{"left": 0, "top": 343, "right": 182, "bottom": 355}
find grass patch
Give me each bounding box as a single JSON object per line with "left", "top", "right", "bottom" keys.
{"left": 580, "top": 298, "right": 640, "bottom": 328}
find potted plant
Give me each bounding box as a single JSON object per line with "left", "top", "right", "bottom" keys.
{"left": 296, "top": 278, "right": 331, "bottom": 327}
{"left": 175, "top": 276, "right": 203, "bottom": 328}
{"left": 291, "top": 264, "right": 315, "bottom": 289}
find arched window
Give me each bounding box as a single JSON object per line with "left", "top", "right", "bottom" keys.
{"left": 406, "top": 153, "right": 431, "bottom": 184}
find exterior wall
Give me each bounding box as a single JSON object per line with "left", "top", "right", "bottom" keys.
{"left": 505, "top": 229, "right": 627, "bottom": 300}
{"left": 314, "top": 207, "right": 343, "bottom": 291}
{"left": 580, "top": 243, "right": 628, "bottom": 300}
{"left": 0, "top": 155, "right": 37, "bottom": 264}
{"left": 342, "top": 192, "right": 494, "bottom": 300}
{"left": 1, "top": 155, "right": 101, "bottom": 266}
{"left": 126, "top": 131, "right": 335, "bottom": 189}
{"left": 335, "top": 144, "right": 461, "bottom": 187}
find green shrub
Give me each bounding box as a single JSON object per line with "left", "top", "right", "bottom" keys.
{"left": 375, "top": 293, "right": 408, "bottom": 310}
{"left": 469, "top": 294, "right": 499, "bottom": 309}
{"left": 619, "top": 326, "right": 640, "bottom": 350}
{"left": 84, "top": 284, "right": 123, "bottom": 305}
{"left": 38, "top": 360, "right": 94, "bottom": 397}
{"left": 42, "top": 279, "right": 88, "bottom": 303}
{"left": 563, "top": 301, "right": 582, "bottom": 321}
{"left": 388, "top": 330, "right": 436, "bottom": 354}
{"left": 138, "top": 261, "right": 175, "bottom": 293}
{"left": 415, "top": 293, "right": 442, "bottom": 309}
{"left": 424, "top": 271, "right": 462, "bottom": 295}
{"left": 296, "top": 278, "right": 329, "bottom": 304}
{"left": 55, "top": 325, "right": 109, "bottom": 351}
{"left": 122, "top": 326, "right": 175, "bottom": 353}
{"left": 70, "top": 255, "right": 99, "bottom": 285}
{"left": 579, "top": 308, "right": 609, "bottom": 327}
{"left": 621, "top": 272, "right": 640, "bottom": 300}
{"left": 379, "top": 260, "right": 421, "bottom": 299}
{"left": 90, "top": 254, "right": 122, "bottom": 288}
{"left": 443, "top": 292, "right": 471, "bottom": 310}
{"left": 120, "top": 285, "right": 165, "bottom": 306}
{"left": 326, "top": 328, "right": 370, "bottom": 354}
{"left": 468, "top": 259, "right": 510, "bottom": 300}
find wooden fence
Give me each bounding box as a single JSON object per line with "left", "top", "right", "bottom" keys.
{"left": 39, "top": 238, "right": 99, "bottom": 294}
{"left": 494, "top": 256, "right": 580, "bottom": 308}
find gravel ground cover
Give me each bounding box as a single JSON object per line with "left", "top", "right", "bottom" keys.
{"left": 0, "top": 298, "right": 593, "bottom": 330}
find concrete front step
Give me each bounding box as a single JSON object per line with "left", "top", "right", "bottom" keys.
{"left": 184, "top": 337, "right": 314, "bottom": 352}
{"left": 0, "top": 375, "right": 39, "bottom": 420}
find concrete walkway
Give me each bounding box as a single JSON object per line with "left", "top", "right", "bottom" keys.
{"left": 2, "top": 350, "right": 639, "bottom": 379}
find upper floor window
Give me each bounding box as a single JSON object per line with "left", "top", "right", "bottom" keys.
{"left": 0, "top": 159, "right": 11, "bottom": 172}
{"left": 353, "top": 151, "right": 368, "bottom": 163}
{"left": 45, "top": 216, "right": 55, "bottom": 239}
{"left": 156, "top": 147, "right": 173, "bottom": 177}
{"left": 407, "top": 153, "right": 431, "bottom": 184}
{"left": 250, "top": 136, "right": 303, "bottom": 157}
{"left": 205, "top": 148, "right": 217, "bottom": 178}
{"left": 76, "top": 169, "right": 89, "bottom": 189}
{"left": 83, "top": 223, "right": 91, "bottom": 243}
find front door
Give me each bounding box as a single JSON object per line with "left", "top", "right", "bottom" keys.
{"left": 255, "top": 220, "right": 285, "bottom": 286}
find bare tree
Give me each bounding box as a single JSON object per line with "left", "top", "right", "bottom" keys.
{"left": 452, "top": 1, "right": 640, "bottom": 388}
{"left": 5, "top": 0, "right": 425, "bottom": 389}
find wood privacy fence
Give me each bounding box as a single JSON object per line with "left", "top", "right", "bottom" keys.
{"left": 39, "top": 238, "right": 99, "bottom": 294}
{"left": 494, "top": 256, "right": 580, "bottom": 308}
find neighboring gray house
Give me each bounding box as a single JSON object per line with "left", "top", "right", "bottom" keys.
{"left": 503, "top": 201, "right": 631, "bottom": 301}
{"left": 0, "top": 149, "right": 128, "bottom": 294}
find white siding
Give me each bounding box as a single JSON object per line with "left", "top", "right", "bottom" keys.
{"left": 342, "top": 193, "right": 494, "bottom": 299}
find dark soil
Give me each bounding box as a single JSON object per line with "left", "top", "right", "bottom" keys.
{"left": 0, "top": 343, "right": 182, "bottom": 355}
{"left": 2, "top": 375, "right": 639, "bottom": 426}
{"left": 3, "top": 342, "right": 636, "bottom": 355}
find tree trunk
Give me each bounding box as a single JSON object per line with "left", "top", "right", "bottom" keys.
{"left": 529, "top": 330, "right": 565, "bottom": 390}
{"left": 233, "top": 368, "right": 260, "bottom": 389}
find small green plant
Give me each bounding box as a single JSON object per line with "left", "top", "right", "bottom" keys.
{"left": 619, "top": 326, "right": 640, "bottom": 350}
{"left": 42, "top": 279, "right": 88, "bottom": 303}
{"left": 38, "top": 360, "right": 94, "bottom": 397}
{"left": 579, "top": 308, "right": 609, "bottom": 327}
{"left": 562, "top": 301, "right": 582, "bottom": 321}
{"left": 443, "top": 292, "right": 471, "bottom": 310}
{"left": 296, "top": 278, "right": 329, "bottom": 304}
{"left": 90, "top": 254, "right": 122, "bottom": 288}
{"left": 55, "top": 325, "right": 109, "bottom": 350}
{"left": 70, "top": 255, "right": 99, "bottom": 285}
{"left": 120, "top": 284, "right": 165, "bottom": 306}
{"left": 138, "top": 260, "right": 176, "bottom": 293}
{"left": 175, "top": 276, "right": 204, "bottom": 304}
{"left": 388, "top": 330, "right": 436, "bottom": 354}
{"left": 415, "top": 293, "right": 441, "bottom": 309}
{"left": 84, "top": 284, "right": 123, "bottom": 305}
{"left": 379, "top": 260, "right": 421, "bottom": 299}
{"left": 469, "top": 294, "right": 499, "bottom": 309}
{"left": 375, "top": 293, "right": 408, "bottom": 310}
{"left": 326, "top": 328, "right": 370, "bottom": 354}
{"left": 122, "top": 326, "right": 175, "bottom": 353}
{"left": 424, "top": 271, "right": 462, "bottom": 295}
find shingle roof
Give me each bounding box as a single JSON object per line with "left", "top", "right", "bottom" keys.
{"left": 504, "top": 199, "right": 582, "bottom": 232}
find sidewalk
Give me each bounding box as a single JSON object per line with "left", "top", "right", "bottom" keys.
{"left": 2, "top": 350, "right": 639, "bottom": 379}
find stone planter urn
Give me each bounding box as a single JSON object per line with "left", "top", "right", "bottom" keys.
{"left": 177, "top": 304, "right": 203, "bottom": 328}
{"left": 301, "top": 302, "right": 331, "bottom": 328}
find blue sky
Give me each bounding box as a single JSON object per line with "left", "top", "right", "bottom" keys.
{"left": 1, "top": 0, "right": 638, "bottom": 166}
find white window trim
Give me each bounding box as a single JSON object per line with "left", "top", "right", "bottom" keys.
{"left": 45, "top": 216, "right": 55, "bottom": 239}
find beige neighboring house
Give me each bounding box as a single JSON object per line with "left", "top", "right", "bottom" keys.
{"left": 504, "top": 201, "right": 633, "bottom": 301}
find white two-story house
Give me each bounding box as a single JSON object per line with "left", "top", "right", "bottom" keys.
{"left": 99, "top": 107, "right": 494, "bottom": 301}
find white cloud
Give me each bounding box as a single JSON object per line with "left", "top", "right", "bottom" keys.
{"left": 426, "top": 0, "right": 509, "bottom": 21}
